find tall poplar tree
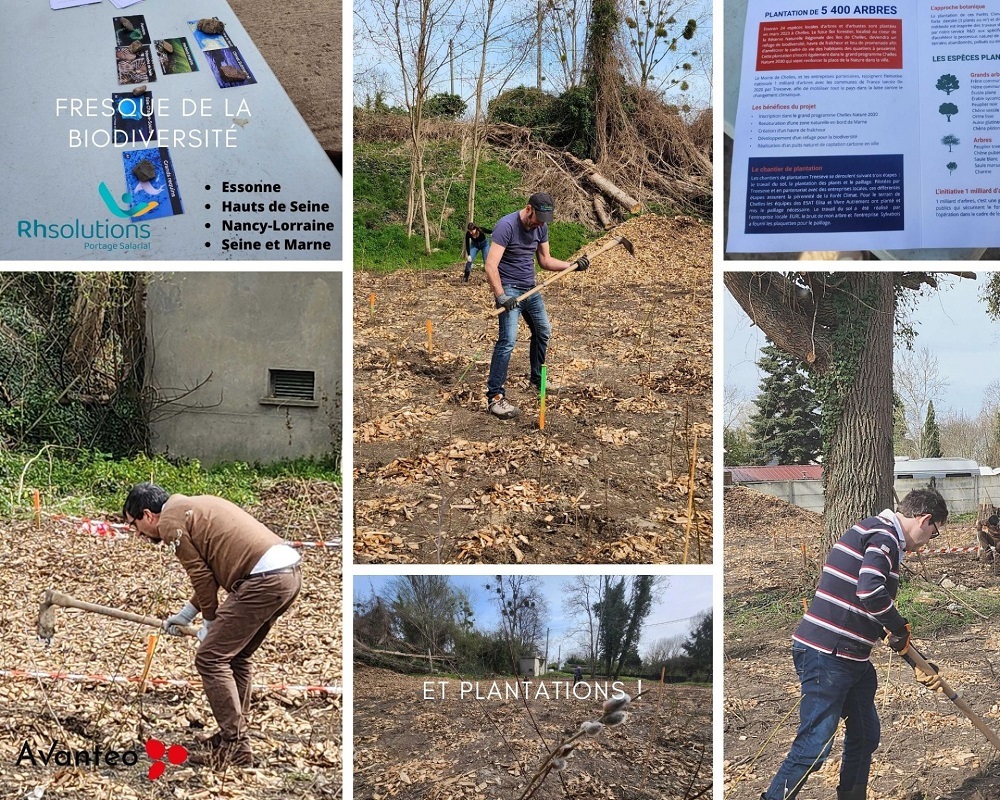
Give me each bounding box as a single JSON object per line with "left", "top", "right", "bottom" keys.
{"left": 922, "top": 400, "right": 943, "bottom": 458}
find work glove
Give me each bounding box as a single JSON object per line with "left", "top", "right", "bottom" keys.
{"left": 163, "top": 601, "right": 198, "bottom": 636}
{"left": 497, "top": 295, "right": 520, "bottom": 312}
{"left": 196, "top": 619, "right": 212, "bottom": 643}
{"left": 886, "top": 622, "right": 912, "bottom": 653}
{"left": 915, "top": 660, "right": 943, "bottom": 692}
{"left": 574, "top": 254, "right": 590, "bottom": 272}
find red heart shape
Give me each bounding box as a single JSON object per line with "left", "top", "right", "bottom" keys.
{"left": 147, "top": 761, "right": 166, "bottom": 781}
{"left": 145, "top": 739, "right": 165, "bottom": 760}
{"left": 166, "top": 744, "right": 189, "bottom": 765}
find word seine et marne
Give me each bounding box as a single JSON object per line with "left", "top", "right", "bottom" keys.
{"left": 423, "top": 680, "right": 639, "bottom": 701}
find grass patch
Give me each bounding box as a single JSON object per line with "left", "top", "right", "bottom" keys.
{"left": 0, "top": 448, "right": 340, "bottom": 519}
{"left": 726, "top": 579, "right": 1000, "bottom": 642}
{"left": 354, "top": 141, "right": 598, "bottom": 272}
{"left": 898, "top": 580, "right": 1000, "bottom": 638}
{"left": 725, "top": 587, "right": 809, "bottom": 635}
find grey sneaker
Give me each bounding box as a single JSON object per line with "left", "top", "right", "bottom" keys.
{"left": 488, "top": 395, "right": 519, "bottom": 419}
{"left": 531, "top": 380, "right": 562, "bottom": 395}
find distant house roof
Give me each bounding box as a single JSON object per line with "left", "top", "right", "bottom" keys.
{"left": 727, "top": 465, "right": 823, "bottom": 483}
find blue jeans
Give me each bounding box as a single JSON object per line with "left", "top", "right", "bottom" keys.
{"left": 486, "top": 286, "right": 550, "bottom": 398}
{"left": 764, "top": 646, "right": 879, "bottom": 799}
{"left": 468, "top": 243, "right": 489, "bottom": 268}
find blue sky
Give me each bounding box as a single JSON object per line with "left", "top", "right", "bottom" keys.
{"left": 354, "top": 573, "right": 712, "bottom": 660}
{"left": 352, "top": 0, "right": 713, "bottom": 112}
{"left": 724, "top": 274, "right": 999, "bottom": 420}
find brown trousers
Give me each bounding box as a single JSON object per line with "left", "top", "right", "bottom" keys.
{"left": 195, "top": 566, "right": 301, "bottom": 741}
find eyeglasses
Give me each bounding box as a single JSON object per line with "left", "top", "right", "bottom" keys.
{"left": 124, "top": 514, "right": 137, "bottom": 530}
{"left": 930, "top": 519, "right": 941, "bottom": 539}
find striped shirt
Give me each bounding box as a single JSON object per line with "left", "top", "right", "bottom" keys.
{"left": 792, "top": 510, "right": 908, "bottom": 661}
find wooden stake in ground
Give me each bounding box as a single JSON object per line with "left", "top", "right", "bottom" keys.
{"left": 426, "top": 320, "right": 433, "bottom": 354}
{"left": 33, "top": 489, "right": 41, "bottom": 529}
{"left": 682, "top": 433, "right": 698, "bottom": 563}
{"left": 538, "top": 365, "right": 547, "bottom": 430}
{"left": 369, "top": 293, "right": 376, "bottom": 319}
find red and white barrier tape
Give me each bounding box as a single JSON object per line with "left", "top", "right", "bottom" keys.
{"left": 0, "top": 668, "right": 342, "bottom": 695}
{"left": 916, "top": 545, "right": 983, "bottom": 555}
{"left": 46, "top": 514, "right": 341, "bottom": 549}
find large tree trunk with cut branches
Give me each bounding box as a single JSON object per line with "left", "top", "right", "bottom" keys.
{"left": 724, "top": 272, "right": 896, "bottom": 546}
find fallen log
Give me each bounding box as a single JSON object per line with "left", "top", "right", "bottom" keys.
{"left": 563, "top": 153, "right": 643, "bottom": 213}
{"left": 593, "top": 195, "right": 614, "bottom": 229}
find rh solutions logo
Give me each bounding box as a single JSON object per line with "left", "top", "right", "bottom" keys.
{"left": 14, "top": 182, "right": 156, "bottom": 254}
{"left": 14, "top": 737, "right": 188, "bottom": 781}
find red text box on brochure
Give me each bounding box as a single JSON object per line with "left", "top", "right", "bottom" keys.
{"left": 756, "top": 19, "right": 903, "bottom": 71}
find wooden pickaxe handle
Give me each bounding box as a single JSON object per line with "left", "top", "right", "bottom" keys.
{"left": 900, "top": 643, "right": 1000, "bottom": 751}
{"left": 488, "top": 235, "right": 634, "bottom": 317}
{"left": 43, "top": 589, "right": 199, "bottom": 637}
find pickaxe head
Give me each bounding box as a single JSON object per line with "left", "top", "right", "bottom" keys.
{"left": 617, "top": 236, "right": 635, "bottom": 257}
{"left": 37, "top": 590, "right": 56, "bottom": 645}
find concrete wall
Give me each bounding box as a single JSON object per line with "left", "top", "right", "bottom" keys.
{"left": 735, "top": 475, "right": 1000, "bottom": 516}
{"left": 146, "top": 273, "right": 342, "bottom": 466}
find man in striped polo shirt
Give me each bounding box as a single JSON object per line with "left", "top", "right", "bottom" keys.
{"left": 762, "top": 488, "right": 948, "bottom": 800}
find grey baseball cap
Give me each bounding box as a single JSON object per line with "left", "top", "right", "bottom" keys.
{"left": 528, "top": 192, "right": 555, "bottom": 223}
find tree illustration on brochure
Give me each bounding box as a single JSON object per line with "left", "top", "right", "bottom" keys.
{"left": 939, "top": 102, "right": 959, "bottom": 122}
{"left": 947, "top": 161, "right": 957, "bottom": 175}
{"left": 942, "top": 133, "right": 960, "bottom": 152}
{"left": 936, "top": 74, "right": 960, "bottom": 95}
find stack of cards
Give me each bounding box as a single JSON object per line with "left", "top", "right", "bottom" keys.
{"left": 50, "top": 0, "right": 100, "bottom": 8}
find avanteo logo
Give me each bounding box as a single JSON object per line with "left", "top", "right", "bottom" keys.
{"left": 145, "top": 738, "right": 188, "bottom": 780}
{"left": 15, "top": 737, "right": 188, "bottom": 781}
{"left": 98, "top": 182, "right": 158, "bottom": 218}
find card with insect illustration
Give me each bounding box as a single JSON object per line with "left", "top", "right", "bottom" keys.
{"left": 111, "top": 91, "right": 157, "bottom": 146}
{"left": 155, "top": 38, "right": 199, "bottom": 75}
{"left": 114, "top": 15, "right": 151, "bottom": 46}
{"left": 115, "top": 46, "right": 156, "bottom": 85}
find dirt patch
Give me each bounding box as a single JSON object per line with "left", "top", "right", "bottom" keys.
{"left": 724, "top": 486, "right": 1000, "bottom": 800}
{"left": 229, "top": 0, "right": 341, "bottom": 154}
{"left": 353, "top": 215, "right": 713, "bottom": 565}
{"left": 353, "top": 666, "right": 711, "bottom": 799}
{"left": 0, "top": 482, "right": 342, "bottom": 799}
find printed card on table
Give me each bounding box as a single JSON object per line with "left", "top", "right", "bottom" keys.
{"left": 121, "top": 147, "right": 184, "bottom": 222}
{"left": 111, "top": 91, "right": 157, "bottom": 145}
{"left": 187, "top": 19, "right": 236, "bottom": 52}
{"left": 203, "top": 48, "right": 256, "bottom": 89}
{"left": 114, "top": 15, "right": 151, "bottom": 46}
{"left": 155, "top": 39, "right": 199, "bottom": 75}
{"left": 116, "top": 46, "right": 156, "bottom": 85}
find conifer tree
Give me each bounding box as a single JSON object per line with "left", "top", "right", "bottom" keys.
{"left": 922, "top": 400, "right": 943, "bottom": 458}
{"left": 747, "top": 341, "right": 822, "bottom": 465}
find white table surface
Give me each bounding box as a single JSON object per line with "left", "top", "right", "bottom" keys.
{"left": 723, "top": 0, "right": 985, "bottom": 261}
{"left": 1, "top": 0, "right": 342, "bottom": 261}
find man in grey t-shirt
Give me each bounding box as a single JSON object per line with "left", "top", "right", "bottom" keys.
{"left": 483, "top": 192, "right": 589, "bottom": 419}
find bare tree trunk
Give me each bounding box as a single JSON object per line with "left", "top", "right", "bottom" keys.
{"left": 466, "top": 1, "right": 494, "bottom": 232}
{"left": 822, "top": 275, "right": 895, "bottom": 545}
{"left": 66, "top": 273, "right": 112, "bottom": 382}
{"left": 724, "top": 272, "right": 896, "bottom": 549}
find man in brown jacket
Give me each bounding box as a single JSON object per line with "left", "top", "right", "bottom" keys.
{"left": 124, "top": 482, "right": 301, "bottom": 768}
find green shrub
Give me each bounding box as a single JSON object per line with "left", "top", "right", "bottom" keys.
{"left": 488, "top": 86, "right": 556, "bottom": 130}
{"left": 426, "top": 93, "right": 467, "bottom": 119}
